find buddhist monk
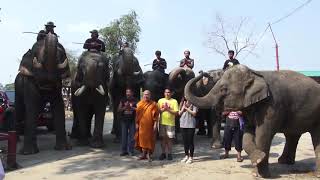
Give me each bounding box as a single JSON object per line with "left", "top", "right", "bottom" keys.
{"left": 135, "top": 90, "right": 159, "bottom": 161}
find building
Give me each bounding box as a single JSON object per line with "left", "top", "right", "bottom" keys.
{"left": 298, "top": 71, "right": 320, "bottom": 83}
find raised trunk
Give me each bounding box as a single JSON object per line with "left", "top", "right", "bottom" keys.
{"left": 184, "top": 73, "right": 220, "bottom": 109}
{"left": 44, "top": 32, "right": 58, "bottom": 74}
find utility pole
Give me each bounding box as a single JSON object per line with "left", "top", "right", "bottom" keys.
{"left": 268, "top": 23, "right": 279, "bottom": 71}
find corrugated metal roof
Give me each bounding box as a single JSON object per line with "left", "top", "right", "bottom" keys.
{"left": 298, "top": 71, "right": 320, "bottom": 77}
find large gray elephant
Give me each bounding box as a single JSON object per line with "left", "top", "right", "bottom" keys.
{"left": 185, "top": 65, "right": 320, "bottom": 177}
{"left": 192, "top": 69, "right": 224, "bottom": 148}
{"left": 110, "top": 47, "right": 144, "bottom": 140}
{"left": 70, "top": 51, "right": 109, "bottom": 148}
{"left": 15, "top": 32, "right": 71, "bottom": 154}
{"left": 143, "top": 69, "right": 168, "bottom": 101}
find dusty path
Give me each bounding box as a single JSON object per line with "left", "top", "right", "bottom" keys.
{"left": 4, "top": 113, "right": 318, "bottom": 180}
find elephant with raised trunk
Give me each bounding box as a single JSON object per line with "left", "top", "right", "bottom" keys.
{"left": 192, "top": 69, "right": 224, "bottom": 148}
{"left": 70, "top": 51, "right": 109, "bottom": 148}
{"left": 15, "top": 32, "right": 71, "bottom": 154}
{"left": 185, "top": 65, "right": 320, "bottom": 178}
{"left": 110, "top": 47, "right": 144, "bottom": 140}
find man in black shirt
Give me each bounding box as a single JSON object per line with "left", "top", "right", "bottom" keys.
{"left": 152, "top": 50, "right": 167, "bottom": 73}
{"left": 222, "top": 50, "right": 240, "bottom": 70}
{"left": 83, "top": 30, "right": 106, "bottom": 52}
{"left": 118, "top": 88, "right": 138, "bottom": 156}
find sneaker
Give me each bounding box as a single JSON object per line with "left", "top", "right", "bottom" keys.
{"left": 186, "top": 157, "right": 193, "bottom": 164}
{"left": 159, "top": 153, "right": 166, "bottom": 160}
{"left": 120, "top": 152, "right": 129, "bottom": 156}
{"left": 167, "top": 154, "right": 173, "bottom": 160}
{"left": 181, "top": 156, "right": 189, "bottom": 163}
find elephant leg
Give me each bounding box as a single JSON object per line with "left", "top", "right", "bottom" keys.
{"left": 90, "top": 101, "right": 106, "bottom": 148}
{"left": 243, "top": 129, "right": 266, "bottom": 167}
{"left": 15, "top": 90, "right": 25, "bottom": 134}
{"left": 211, "top": 113, "right": 222, "bottom": 149}
{"left": 52, "top": 92, "right": 71, "bottom": 151}
{"left": 86, "top": 110, "right": 93, "bottom": 138}
{"left": 311, "top": 126, "right": 320, "bottom": 178}
{"left": 252, "top": 124, "right": 275, "bottom": 178}
{"left": 112, "top": 98, "right": 121, "bottom": 143}
{"left": 20, "top": 82, "right": 40, "bottom": 155}
{"left": 70, "top": 98, "right": 80, "bottom": 139}
{"left": 278, "top": 134, "right": 301, "bottom": 165}
{"left": 78, "top": 104, "right": 90, "bottom": 146}
{"left": 206, "top": 109, "right": 213, "bottom": 138}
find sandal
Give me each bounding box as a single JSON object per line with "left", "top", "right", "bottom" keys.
{"left": 237, "top": 157, "right": 244, "bottom": 162}
{"left": 138, "top": 156, "right": 147, "bottom": 160}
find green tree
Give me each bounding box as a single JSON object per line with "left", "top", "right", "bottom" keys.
{"left": 99, "top": 10, "right": 141, "bottom": 58}
{"left": 4, "top": 83, "right": 14, "bottom": 91}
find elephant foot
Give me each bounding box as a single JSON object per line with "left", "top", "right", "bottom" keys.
{"left": 211, "top": 142, "right": 222, "bottom": 149}
{"left": 54, "top": 142, "right": 72, "bottom": 151}
{"left": 249, "top": 150, "right": 266, "bottom": 166}
{"left": 19, "top": 145, "right": 39, "bottom": 155}
{"left": 89, "top": 138, "right": 104, "bottom": 148}
{"left": 252, "top": 166, "right": 271, "bottom": 178}
{"left": 278, "top": 155, "right": 295, "bottom": 165}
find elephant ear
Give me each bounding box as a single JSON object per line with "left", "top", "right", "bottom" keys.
{"left": 244, "top": 70, "right": 270, "bottom": 108}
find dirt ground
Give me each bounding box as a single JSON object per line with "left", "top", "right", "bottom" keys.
{"left": 4, "top": 112, "right": 319, "bottom": 180}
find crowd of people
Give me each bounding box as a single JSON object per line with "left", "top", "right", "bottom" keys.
{"left": 36, "top": 21, "right": 245, "bottom": 164}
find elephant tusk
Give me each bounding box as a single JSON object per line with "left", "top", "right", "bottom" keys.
{"left": 33, "top": 57, "right": 43, "bottom": 68}
{"left": 19, "top": 65, "right": 33, "bottom": 76}
{"left": 133, "top": 70, "right": 141, "bottom": 75}
{"left": 57, "top": 58, "right": 68, "bottom": 69}
{"left": 74, "top": 85, "right": 86, "bottom": 96}
{"left": 96, "top": 85, "right": 105, "bottom": 95}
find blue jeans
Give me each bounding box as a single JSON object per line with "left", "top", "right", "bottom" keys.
{"left": 121, "top": 119, "right": 136, "bottom": 153}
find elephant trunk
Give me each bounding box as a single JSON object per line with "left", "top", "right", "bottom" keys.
{"left": 169, "top": 67, "right": 185, "bottom": 83}
{"left": 184, "top": 73, "right": 220, "bottom": 109}
{"left": 44, "top": 32, "right": 58, "bottom": 74}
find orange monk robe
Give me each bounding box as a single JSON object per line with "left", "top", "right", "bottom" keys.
{"left": 135, "top": 100, "right": 159, "bottom": 153}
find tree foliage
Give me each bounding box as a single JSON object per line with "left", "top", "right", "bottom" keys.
{"left": 99, "top": 10, "right": 141, "bottom": 58}
{"left": 207, "top": 14, "right": 257, "bottom": 59}
{"left": 4, "top": 83, "right": 14, "bottom": 91}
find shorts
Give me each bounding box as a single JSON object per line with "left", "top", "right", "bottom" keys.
{"left": 159, "top": 124, "right": 175, "bottom": 139}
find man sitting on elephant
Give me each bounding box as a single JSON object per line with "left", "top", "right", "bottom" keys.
{"left": 179, "top": 50, "right": 194, "bottom": 69}
{"left": 222, "top": 50, "right": 240, "bottom": 70}
{"left": 37, "top": 21, "right": 58, "bottom": 41}
{"left": 152, "top": 50, "right": 167, "bottom": 73}
{"left": 83, "top": 29, "right": 106, "bottom": 52}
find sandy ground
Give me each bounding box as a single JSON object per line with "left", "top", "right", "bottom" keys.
{"left": 4, "top": 112, "right": 319, "bottom": 180}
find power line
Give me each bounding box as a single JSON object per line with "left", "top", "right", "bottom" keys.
{"left": 271, "top": 0, "right": 312, "bottom": 25}
{"left": 243, "top": 0, "right": 312, "bottom": 60}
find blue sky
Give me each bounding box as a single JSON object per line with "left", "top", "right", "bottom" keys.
{"left": 0, "top": 0, "right": 319, "bottom": 84}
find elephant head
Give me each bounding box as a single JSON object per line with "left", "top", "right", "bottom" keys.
{"left": 168, "top": 67, "right": 195, "bottom": 101}
{"left": 193, "top": 69, "right": 224, "bottom": 97}
{"left": 74, "top": 52, "right": 109, "bottom": 96}
{"left": 117, "top": 47, "right": 141, "bottom": 76}
{"left": 184, "top": 65, "right": 269, "bottom": 110}
{"left": 143, "top": 69, "right": 169, "bottom": 101}
{"left": 19, "top": 32, "right": 68, "bottom": 81}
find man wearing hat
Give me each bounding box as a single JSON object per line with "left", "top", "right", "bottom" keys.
{"left": 83, "top": 30, "right": 106, "bottom": 52}
{"left": 45, "top": 21, "right": 57, "bottom": 36}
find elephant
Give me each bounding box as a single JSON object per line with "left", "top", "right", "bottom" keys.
{"left": 110, "top": 47, "right": 144, "bottom": 141}
{"left": 185, "top": 64, "right": 320, "bottom": 178}
{"left": 143, "top": 69, "right": 169, "bottom": 101}
{"left": 15, "top": 32, "right": 71, "bottom": 154}
{"left": 70, "top": 51, "right": 109, "bottom": 148}
{"left": 192, "top": 69, "right": 224, "bottom": 148}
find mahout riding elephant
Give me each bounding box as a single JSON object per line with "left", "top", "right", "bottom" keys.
{"left": 15, "top": 32, "right": 71, "bottom": 155}
{"left": 192, "top": 69, "right": 224, "bottom": 148}
{"left": 185, "top": 64, "right": 320, "bottom": 178}
{"left": 143, "top": 69, "right": 168, "bottom": 101}
{"left": 110, "top": 47, "right": 144, "bottom": 141}
{"left": 70, "top": 51, "right": 109, "bottom": 148}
